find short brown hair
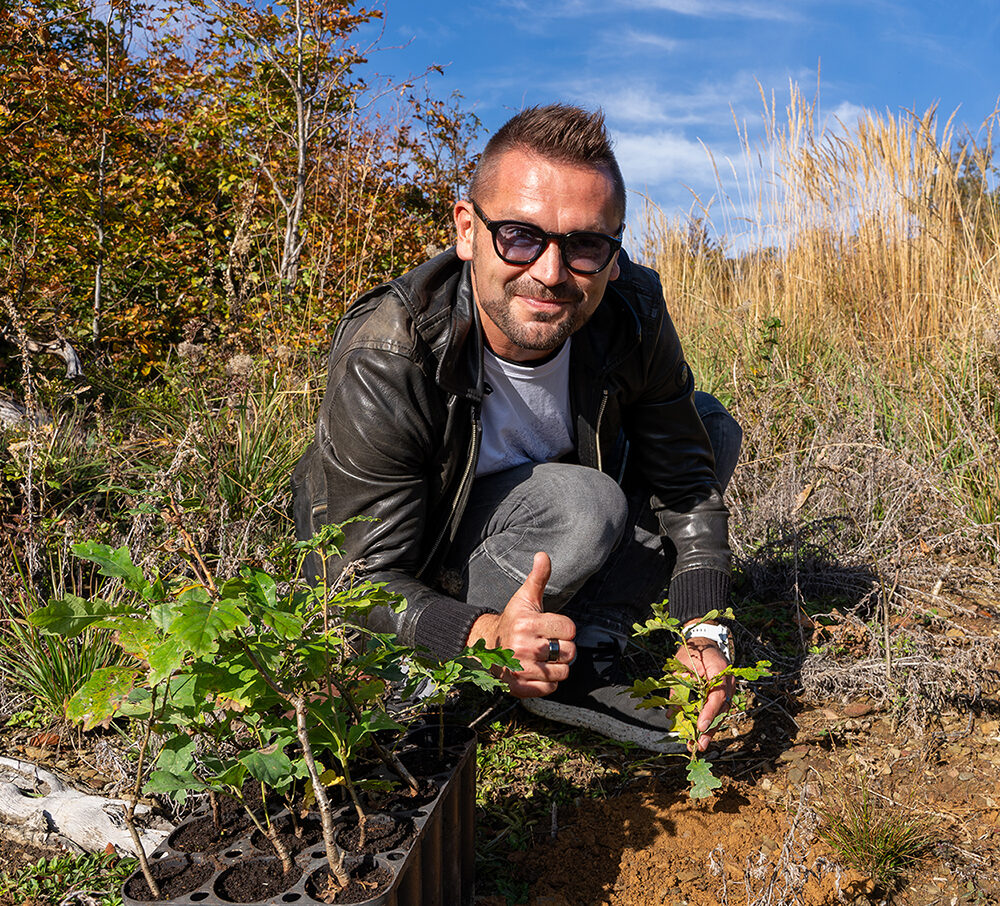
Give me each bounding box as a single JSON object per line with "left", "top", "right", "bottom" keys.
{"left": 469, "top": 104, "right": 626, "bottom": 225}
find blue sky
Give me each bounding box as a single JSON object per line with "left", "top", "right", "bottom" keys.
{"left": 357, "top": 1, "right": 999, "bottom": 240}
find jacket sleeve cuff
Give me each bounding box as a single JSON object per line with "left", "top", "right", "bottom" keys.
{"left": 667, "top": 567, "right": 731, "bottom": 625}
{"left": 412, "top": 599, "right": 500, "bottom": 660}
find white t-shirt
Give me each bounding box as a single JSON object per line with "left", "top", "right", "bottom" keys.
{"left": 476, "top": 339, "right": 575, "bottom": 477}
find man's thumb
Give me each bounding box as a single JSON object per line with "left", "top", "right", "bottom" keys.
{"left": 509, "top": 551, "right": 550, "bottom": 613}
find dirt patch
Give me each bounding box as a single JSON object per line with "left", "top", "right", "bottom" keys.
{"left": 484, "top": 701, "right": 1000, "bottom": 906}
{"left": 514, "top": 780, "right": 874, "bottom": 906}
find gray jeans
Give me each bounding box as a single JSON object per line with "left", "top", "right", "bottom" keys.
{"left": 436, "top": 392, "right": 742, "bottom": 640}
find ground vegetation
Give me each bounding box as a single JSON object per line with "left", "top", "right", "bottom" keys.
{"left": 1, "top": 14, "right": 998, "bottom": 903}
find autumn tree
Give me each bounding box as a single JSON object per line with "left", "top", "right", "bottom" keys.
{"left": 1, "top": 0, "right": 480, "bottom": 371}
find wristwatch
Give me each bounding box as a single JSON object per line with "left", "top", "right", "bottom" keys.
{"left": 682, "top": 621, "right": 732, "bottom": 662}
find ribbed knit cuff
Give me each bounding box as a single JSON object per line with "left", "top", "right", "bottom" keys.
{"left": 412, "top": 599, "right": 500, "bottom": 660}
{"left": 667, "top": 568, "right": 731, "bottom": 625}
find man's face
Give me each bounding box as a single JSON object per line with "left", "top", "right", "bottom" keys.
{"left": 454, "top": 149, "right": 622, "bottom": 363}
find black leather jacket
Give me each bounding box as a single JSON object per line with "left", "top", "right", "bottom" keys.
{"left": 292, "top": 248, "right": 731, "bottom": 658}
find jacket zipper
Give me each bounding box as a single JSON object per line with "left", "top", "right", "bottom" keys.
{"left": 594, "top": 388, "right": 609, "bottom": 473}
{"left": 417, "top": 404, "right": 481, "bottom": 578}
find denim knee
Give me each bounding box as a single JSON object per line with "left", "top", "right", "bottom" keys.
{"left": 525, "top": 463, "right": 629, "bottom": 598}
{"left": 694, "top": 391, "right": 742, "bottom": 491}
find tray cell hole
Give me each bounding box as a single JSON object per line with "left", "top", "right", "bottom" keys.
{"left": 191, "top": 894, "right": 209, "bottom": 902}
{"left": 386, "top": 852, "right": 403, "bottom": 861}
{"left": 225, "top": 850, "right": 242, "bottom": 858}
{"left": 281, "top": 895, "right": 302, "bottom": 903}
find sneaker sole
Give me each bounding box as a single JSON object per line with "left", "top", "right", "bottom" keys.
{"left": 521, "top": 697, "right": 688, "bottom": 755}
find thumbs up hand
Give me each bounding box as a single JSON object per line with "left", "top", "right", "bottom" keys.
{"left": 466, "top": 551, "right": 577, "bottom": 699}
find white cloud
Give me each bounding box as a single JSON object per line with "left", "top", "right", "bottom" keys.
{"left": 620, "top": 28, "right": 681, "bottom": 52}
{"left": 824, "top": 100, "right": 867, "bottom": 132}
{"left": 498, "top": 0, "right": 798, "bottom": 17}
{"left": 573, "top": 70, "right": 795, "bottom": 130}
{"left": 622, "top": 0, "right": 799, "bottom": 21}
{"left": 613, "top": 129, "right": 718, "bottom": 187}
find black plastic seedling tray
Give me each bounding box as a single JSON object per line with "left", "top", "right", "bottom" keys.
{"left": 122, "top": 726, "right": 476, "bottom": 906}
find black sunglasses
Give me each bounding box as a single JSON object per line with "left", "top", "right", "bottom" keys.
{"left": 470, "top": 199, "right": 622, "bottom": 275}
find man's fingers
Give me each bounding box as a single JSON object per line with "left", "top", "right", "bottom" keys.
{"left": 506, "top": 675, "right": 561, "bottom": 698}
{"left": 538, "top": 637, "right": 576, "bottom": 665}
{"left": 508, "top": 551, "right": 551, "bottom": 614}
{"left": 698, "top": 682, "right": 733, "bottom": 730}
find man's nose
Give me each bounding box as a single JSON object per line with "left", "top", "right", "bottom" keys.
{"left": 526, "top": 239, "right": 568, "bottom": 287}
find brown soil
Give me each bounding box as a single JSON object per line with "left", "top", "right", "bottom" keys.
{"left": 250, "top": 814, "right": 324, "bottom": 857}
{"left": 215, "top": 857, "right": 303, "bottom": 902}
{"left": 305, "top": 861, "right": 393, "bottom": 904}
{"left": 512, "top": 779, "right": 874, "bottom": 906}
{"left": 122, "top": 857, "right": 214, "bottom": 901}
{"left": 336, "top": 813, "right": 413, "bottom": 854}
{"left": 168, "top": 810, "right": 255, "bottom": 853}
{"left": 480, "top": 702, "right": 1000, "bottom": 906}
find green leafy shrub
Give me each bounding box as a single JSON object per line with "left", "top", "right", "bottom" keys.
{"left": 0, "top": 851, "right": 135, "bottom": 906}
{"left": 29, "top": 520, "right": 515, "bottom": 896}
{"left": 0, "top": 554, "right": 126, "bottom": 724}
{"left": 630, "top": 604, "right": 772, "bottom": 798}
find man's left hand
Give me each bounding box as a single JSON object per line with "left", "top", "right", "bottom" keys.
{"left": 674, "top": 638, "right": 733, "bottom": 753}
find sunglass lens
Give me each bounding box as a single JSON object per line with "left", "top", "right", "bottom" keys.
{"left": 564, "top": 233, "right": 613, "bottom": 273}
{"left": 495, "top": 224, "right": 544, "bottom": 262}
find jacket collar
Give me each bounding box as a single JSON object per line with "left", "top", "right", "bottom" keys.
{"left": 391, "top": 247, "right": 642, "bottom": 401}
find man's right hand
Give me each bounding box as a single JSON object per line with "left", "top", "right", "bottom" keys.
{"left": 466, "top": 551, "right": 577, "bottom": 698}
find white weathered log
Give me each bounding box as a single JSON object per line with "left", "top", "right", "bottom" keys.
{"left": 1, "top": 328, "right": 84, "bottom": 380}
{"left": 0, "top": 756, "right": 172, "bottom": 856}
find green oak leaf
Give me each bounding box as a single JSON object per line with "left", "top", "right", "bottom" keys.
{"left": 258, "top": 606, "right": 303, "bottom": 640}
{"left": 108, "top": 617, "right": 161, "bottom": 660}
{"left": 71, "top": 541, "right": 147, "bottom": 593}
{"left": 156, "top": 735, "right": 197, "bottom": 776}
{"left": 145, "top": 770, "right": 208, "bottom": 795}
{"left": 147, "top": 637, "right": 186, "bottom": 685}
{"left": 169, "top": 586, "right": 248, "bottom": 656}
{"left": 66, "top": 666, "right": 139, "bottom": 730}
{"left": 686, "top": 758, "right": 723, "bottom": 799}
{"left": 28, "top": 595, "right": 115, "bottom": 637}
{"left": 240, "top": 742, "right": 296, "bottom": 791}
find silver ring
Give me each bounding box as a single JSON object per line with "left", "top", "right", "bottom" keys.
{"left": 546, "top": 638, "right": 560, "bottom": 663}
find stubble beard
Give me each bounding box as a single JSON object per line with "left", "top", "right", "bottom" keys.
{"left": 479, "top": 275, "right": 587, "bottom": 353}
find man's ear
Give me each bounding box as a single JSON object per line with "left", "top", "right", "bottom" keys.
{"left": 454, "top": 200, "right": 475, "bottom": 261}
{"left": 609, "top": 252, "right": 621, "bottom": 281}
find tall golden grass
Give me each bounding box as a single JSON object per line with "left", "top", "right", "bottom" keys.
{"left": 642, "top": 85, "right": 1000, "bottom": 543}
{"left": 644, "top": 84, "right": 999, "bottom": 365}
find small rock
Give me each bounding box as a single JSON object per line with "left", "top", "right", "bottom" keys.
{"left": 843, "top": 703, "right": 873, "bottom": 718}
